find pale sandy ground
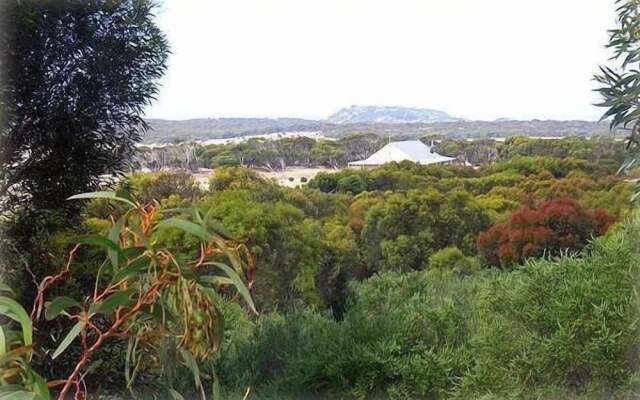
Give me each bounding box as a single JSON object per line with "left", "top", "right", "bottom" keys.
{"left": 258, "top": 167, "right": 337, "bottom": 187}
{"left": 192, "top": 169, "right": 213, "bottom": 189}
{"left": 192, "top": 167, "right": 338, "bottom": 189}
{"left": 140, "top": 131, "right": 334, "bottom": 148}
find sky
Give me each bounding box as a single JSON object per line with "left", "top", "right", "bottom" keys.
{"left": 145, "top": 0, "right": 617, "bottom": 122}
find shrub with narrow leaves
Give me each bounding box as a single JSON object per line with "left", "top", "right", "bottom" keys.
{"left": 0, "top": 283, "right": 50, "bottom": 399}
{"left": 20, "top": 191, "right": 255, "bottom": 400}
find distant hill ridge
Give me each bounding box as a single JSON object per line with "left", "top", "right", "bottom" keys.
{"left": 326, "top": 105, "right": 463, "bottom": 124}
{"left": 143, "top": 107, "right": 615, "bottom": 144}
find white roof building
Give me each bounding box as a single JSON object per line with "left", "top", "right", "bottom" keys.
{"left": 348, "top": 140, "right": 456, "bottom": 167}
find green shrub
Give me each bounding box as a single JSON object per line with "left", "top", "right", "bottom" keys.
{"left": 308, "top": 172, "right": 338, "bottom": 192}
{"left": 336, "top": 175, "right": 367, "bottom": 194}
{"left": 455, "top": 214, "right": 640, "bottom": 398}
{"left": 217, "top": 214, "right": 640, "bottom": 399}
{"left": 127, "top": 171, "right": 202, "bottom": 204}
{"left": 428, "top": 246, "right": 480, "bottom": 275}
{"left": 217, "top": 270, "right": 478, "bottom": 398}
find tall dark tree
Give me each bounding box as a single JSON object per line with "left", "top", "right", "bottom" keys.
{"left": 0, "top": 0, "right": 169, "bottom": 214}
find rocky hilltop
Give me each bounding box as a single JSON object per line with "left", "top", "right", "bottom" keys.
{"left": 327, "top": 105, "right": 463, "bottom": 124}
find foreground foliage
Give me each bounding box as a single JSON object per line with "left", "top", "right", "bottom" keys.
{"left": 2, "top": 191, "right": 255, "bottom": 399}
{"left": 0, "top": 1, "right": 170, "bottom": 373}
{"left": 0, "top": 285, "right": 50, "bottom": 399}
{"left": 595, "top": 0, "right": 640, "bottom": 199}
{"left": 215, "top": 212, "right": 640, "bottom": 399}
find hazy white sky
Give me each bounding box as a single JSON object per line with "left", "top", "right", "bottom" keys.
{"left": 145, "top": 0, "right": 616, "bottom": 121}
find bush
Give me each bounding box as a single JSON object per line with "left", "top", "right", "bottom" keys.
{"left": 478, "top": 197, "right": 616, "bottom": 268}
{"left": 127, "top": 171, "right": 202, "bottom": 204}
{"left": 336, "top": 175, "right": 367, "bottom": 194}
{"left": 456, "top": 214, "right": 640, "bottom": 398}
{"left": 361, "top": 189, "right": 490, "bottom": 274}
{"left": 428, "top": 246, "right": 480, "bottom": 276}
{"left": 307, "top": 172, "right": 338, "bottom": 192}
{"left": 217, "top": 270, "right": 478, "bottom": 398}
{"left": 208, "top": 166, "right": 283, "bottom": 202}
{"left": 380, "top": 232, "right": 434, "bottom": 272}
{"left": 210, "top": 151, "right": 241, "bottom": 167}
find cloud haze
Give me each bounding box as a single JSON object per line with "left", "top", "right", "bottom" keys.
{"left": 145, "top": 0, "right": 616, "bottom": 121}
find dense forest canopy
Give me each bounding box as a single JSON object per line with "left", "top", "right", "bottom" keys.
{"left": 93, "top": 152, "right": 631, "bottom": 312}
{"left": 15, "top": 151, "right": 630, "bottom": 398}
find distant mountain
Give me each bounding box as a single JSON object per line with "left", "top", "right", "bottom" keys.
{"left": 326, "top": 105, "right": 463, "bottom": 124}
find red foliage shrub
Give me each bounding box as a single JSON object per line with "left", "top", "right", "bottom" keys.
{"left": 477, "top": 198, "right": 616, "bottom": 268}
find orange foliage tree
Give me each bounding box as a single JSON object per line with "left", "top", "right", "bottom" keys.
{"left": 477, "top": 198, "right": 616, "bottom": 268}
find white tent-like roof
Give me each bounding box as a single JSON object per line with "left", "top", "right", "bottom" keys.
{"left": 348, "top": 140, "right": 456, "bottom": 167}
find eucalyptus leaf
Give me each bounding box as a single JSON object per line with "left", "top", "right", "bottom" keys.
{"left": 108, "top": 216, "right": 126, "bottom": 270}
{"left": 29, "top": 370, "right": 50, "bottom": 400}
{"left": 45, "top": 297, "right": 82, "bottom": 321}
{"left": 0, "top": 391, "right": 37, "bottom": 400}
{"left": 0, "top": 297, "right": 32, "bottom": 346}
{"left": 74, "top": 236, "right": 122, "bottom": 255}
{"left": 179, "top": 349, "right": 205, "bottom": 400}
{"left": 168, "top": 389, "right": 185, "bottom": 400}
{"left": 93, "top": 290, "right": 137, "bottom": 316}
{"left": 201, "top": 262, "right": 256, "bottom": 314}
{"left": 155, "top": 218, "right": 211, "bottom": 242}
{"left": 0, "top": 326, "right": 5, "bottom": 356}
{"left": 68, "top": 191, "right": 136, "bottom": 207}
{"left": 52, "top": 321, "right": 85, "bottom": 360}
{"left": 110, "top": 256, "right": 151, "bottom": 284}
